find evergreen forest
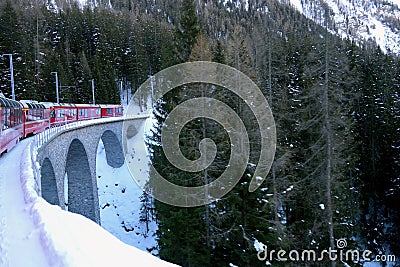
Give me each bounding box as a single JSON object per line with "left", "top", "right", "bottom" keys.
{"left": 0, "top": 0, "right": 399, "bottom": 266}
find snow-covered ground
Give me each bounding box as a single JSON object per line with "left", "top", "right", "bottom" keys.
{"left": 0, "top": 139, "right": 50, "bottom": 267}
{"left": 97, "top": 116, "right": 158, "bottom": 254}
{"left": 0, "top": 118, "right": 177, "bottom": 266}
{"left": 284, "top": 0, "right": 400, "bottom": 55}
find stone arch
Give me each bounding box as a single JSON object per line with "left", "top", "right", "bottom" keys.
{"left": 40, "top": 158, "right": 59, "bottom": 205}
{"left": 65, "top": 139, "right": 96, "bottom": 222}
{"left": 100, "top": 130, "right": 124, "bottom": 168}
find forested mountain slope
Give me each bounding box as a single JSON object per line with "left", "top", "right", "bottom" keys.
{"left": 0, "top": 0, "right": 399, "bottom": 266}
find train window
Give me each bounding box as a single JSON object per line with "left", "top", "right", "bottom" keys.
{"left": 6, "top": 109, "right": 9, "bottom": 128}
{"left": 1, "top": 108, "right": 7, "bottom": 130}
{"left": 16, "top": 109, "right": 20, "bottom": 125}
{"left": 106, "top": 108, "right": 112, "bottom": 114}
{"left": 10, "top": 108, "right": 14, "bottom": 127}
{"left": 26, "top": 110, "right": 30, "bottom": 122}
{"left": 50, "top": 110, "right": 55, "bottom": 118}
{"left": 96, "top": 108, "right": 100, "bottom": 115}
{"left": 57, "top": 109, "right": 64, "bottom": 118}
{"left": 7, "top": 108, "right": 10, "bottom": 126}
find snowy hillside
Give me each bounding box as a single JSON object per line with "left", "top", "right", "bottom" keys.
{"left": 281, "top": 0, "right": 400, "bottom": 55}
{"left": 96, "top": 118, "right": 158, "bottom": 254}
{"left": 74, "top": 0, "right": 400, "bottom": 55}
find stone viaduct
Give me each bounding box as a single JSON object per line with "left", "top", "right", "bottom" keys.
{"left": 35, "top": 116, "right": 147, "bottom": 224}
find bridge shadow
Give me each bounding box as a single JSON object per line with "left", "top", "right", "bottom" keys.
{"left": 65, "top": 139, "right": 96, "bottom": 222}
{"left": 40, "top": 158, "right": 59, "bottom": 205}
{"left": 101, "top": 130, "right": 124, "bottom": 168}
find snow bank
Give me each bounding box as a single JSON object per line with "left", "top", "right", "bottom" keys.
{"left": 20, "top": 142, "right": 178, "bottom": 267}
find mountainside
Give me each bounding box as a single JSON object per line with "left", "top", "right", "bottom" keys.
{"left": 1, "top": 0, "right": 399, "bottom": 266}
{"left": 74, "top": 0, "right": 400, "bottom": 55}
{"left": 281, "top": 0, "right": 400, "bottom": 55}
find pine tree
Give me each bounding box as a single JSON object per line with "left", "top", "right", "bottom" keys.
{"left": 174, "top": 0, "right": 200, "bottom": 63}
{"left": 285, "top": 16, "right": 359, "bottom": 266}
{"left": 0, "top": 1, "right": 25, "bottom": 99}
{"left": 355, "top": 47, "right": 400, "bottom": 259}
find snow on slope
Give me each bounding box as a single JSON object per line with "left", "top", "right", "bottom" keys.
{"left": 0, "top": 139, "right": 50, "bottom": 267}
{"left": 75, "top": 0, "right": 400, "bottom": 54}
{"left": 26, "top": 198, "right": 174, "bottom": 267}
{"left": 388, "top": 0, "right": 400, "bottom": 6}
{"left": 283, "top": 0, "right": 400, "bottom": 55}
{"left": 97, "top": 116, "right": 158, "bottom": 254}
{"left": 0, "top": 132, "right": 177, "bottom": 266}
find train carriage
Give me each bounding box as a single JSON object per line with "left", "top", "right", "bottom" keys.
{"left": 1, "top": 93, "right": 124, "bottom": 156}
{"left": 42, "top": 102, "right": 78, "bottom": 127}
{"left": 0, "top": 94, "right": 23, "bottom": 155}
{"left": 20, "top": 100, "right": 50, "bottom": 138}
{"left": 76, "top": 104, "right": 101, "bottom": 121}
{"left": 100, "top": 104, "right": 123, "bottom": 118}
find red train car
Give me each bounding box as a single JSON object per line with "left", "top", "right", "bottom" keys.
{"left": 0, "top": 95, "right": 23, "bottom": 155}
{"left": 100, "top": 104, "right": 123, "bottom": 118}
{"left": 76, "top": 104, "right": 101, "bottom": 121}
{"left": 42, "top": 102, "right": 78, "bottom": 127}
{"left": 1, "top": 93, "right": 124, "bottom": 156}
{"left": 20, "top": 100, "right": 50, "bottom": 138}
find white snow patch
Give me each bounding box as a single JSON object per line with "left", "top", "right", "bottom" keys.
{"left": 97, "top": 118, "right": 158, "bottom": 253}
{"left": 0, "top": 139, "right": 49, "bottom": 267}
{"left": 280, "top": 0, "right": 400, "bottom": 55}
{"left": 254, "top": 239, "right": 266, "bottom": 252}
{"left": 289, "top": 0, "right": 303, "bottom": 13}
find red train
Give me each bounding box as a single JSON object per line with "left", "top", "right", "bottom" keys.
{"left": 0, "top": 94, "right": 123, "bottom": 155}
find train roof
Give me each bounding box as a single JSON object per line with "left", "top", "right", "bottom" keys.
{"left": 74, "top": 103, "right": 101, "bottom": 108}
{"left": 19, "top": 100, "right": 46, "bottom": 109}
{"left": 40, "top": 102, "right": 77, "bottom": 108}
{"left": 0, "top": 95, "right": 22, "bottom": 108}
{"left": 99, "top": 104, "right": 123, "bottom": 108}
